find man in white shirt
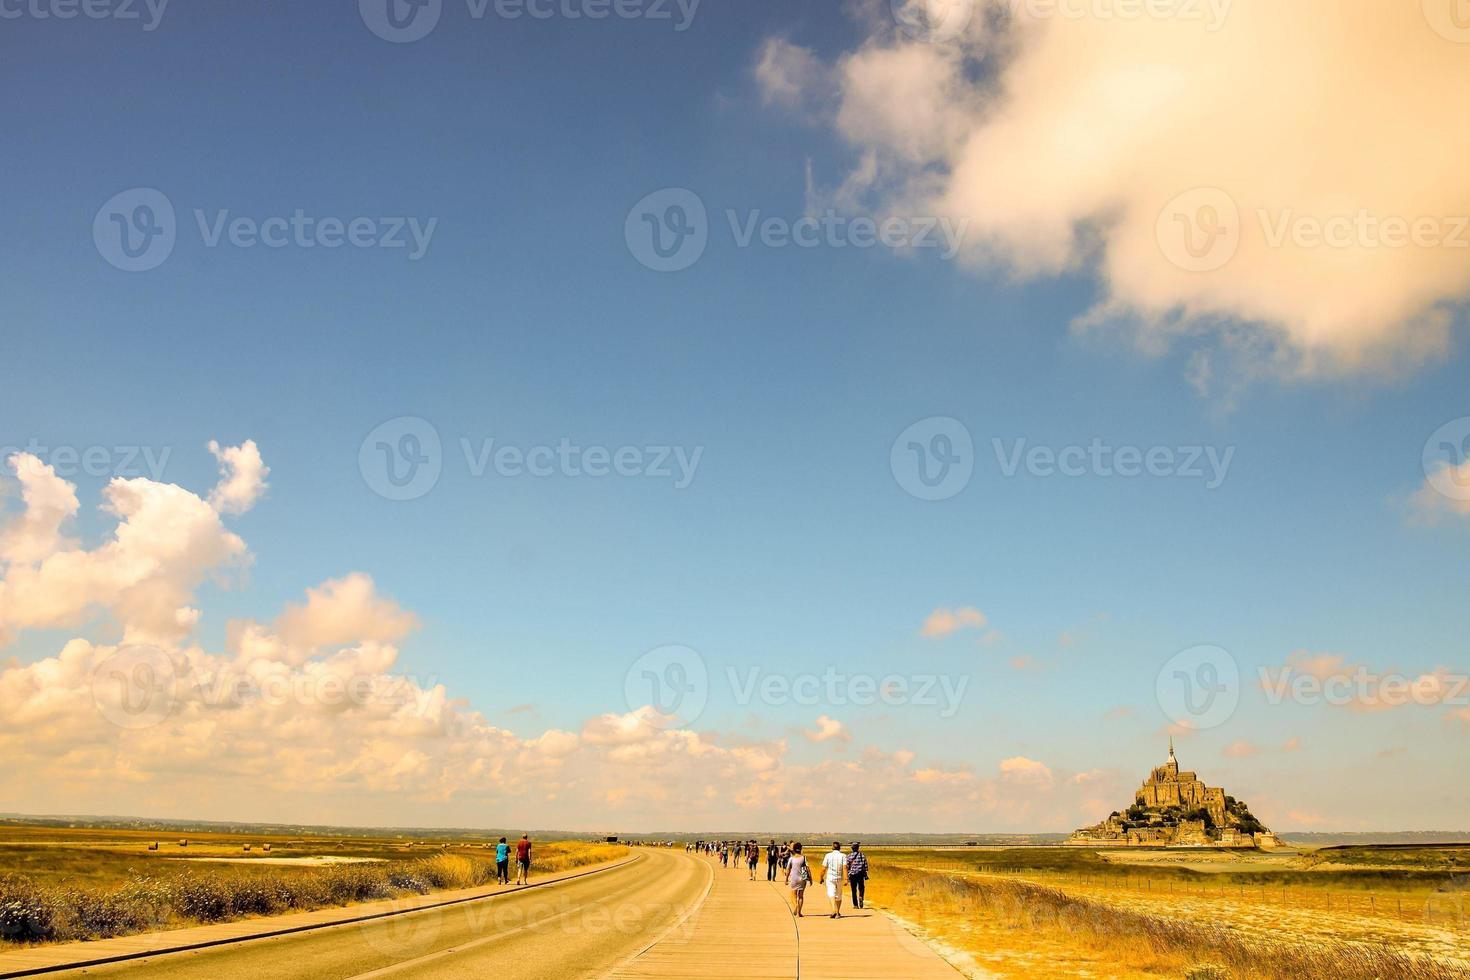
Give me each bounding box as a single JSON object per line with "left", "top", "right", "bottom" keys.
{"left": 821, "top": 841, "right": 847, "bottom": 918}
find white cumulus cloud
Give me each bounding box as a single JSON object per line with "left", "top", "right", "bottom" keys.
{"left": 758, "top": 1, "right": 1470, "bottom": 387}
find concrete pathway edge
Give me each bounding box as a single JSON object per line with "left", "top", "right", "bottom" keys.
{"left": 874, "top": 907, "right": 980, "bottom": 979}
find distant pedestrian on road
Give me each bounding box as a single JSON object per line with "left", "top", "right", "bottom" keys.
{"left": 495, "top": 837, "right": 510, "bottom": 884}
{"left": 515, "top": 834, "right": 532, "bottom": 885}
{"left": 766, "top": 839, "right": 779, "bottom": 881}
{"left": 787, "top": 842, "right": 810, "bottom": 917}
{"left": 846, "top": 842, "right": 868, "bottom": 909}
{"left": 822, "top": 842, "right": 847, "bottom": 918}
{"left": 747, "top": 840, "right": 758, "bottom": 880}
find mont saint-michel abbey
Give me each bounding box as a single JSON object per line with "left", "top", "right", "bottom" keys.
{"left": 1069, "top": 741, "right": 1285, "bottom": 849}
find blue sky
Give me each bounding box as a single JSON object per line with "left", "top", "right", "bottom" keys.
{"left": 2, "top": 0, "right": 1468, "bottom": 831}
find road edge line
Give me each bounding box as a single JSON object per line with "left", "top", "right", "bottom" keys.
{"left": 0, "top": 854, "right": 643, "bottom": 980}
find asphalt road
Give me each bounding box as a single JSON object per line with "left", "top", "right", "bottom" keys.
{"left": 50, "top": 851, "right": 711, "bottom": 980}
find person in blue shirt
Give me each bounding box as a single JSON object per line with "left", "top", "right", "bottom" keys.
{"left": 846, "top": 842, "right": 869, "bottom": 909}
{"left": 495, "top": 837, "right": 510, "bottom": 884}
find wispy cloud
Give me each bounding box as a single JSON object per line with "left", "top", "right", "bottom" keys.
{"left": 804, "top": 714, "right": 852, "bottom": 743}
{"left": 920, "top": 605, "right": 987, "bottom": 639}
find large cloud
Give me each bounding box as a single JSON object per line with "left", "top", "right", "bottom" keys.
{"left": 0, "top": 448, "right": 257, "bottom": 645}
{"left": 759, "top": 0, "right": 1470, "bottom": 384}
{"left": 0, "top": 447, "right": 1095, "bottom": 829}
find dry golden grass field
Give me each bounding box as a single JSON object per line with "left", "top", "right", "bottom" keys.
{"left": 868, "top": 846, "right": 1469, "bottom": 980}
{"left": 0, "top": 822, "right": 625, "bottom": 946}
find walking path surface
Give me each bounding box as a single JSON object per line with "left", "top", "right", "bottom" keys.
{"left": 2, "top": 850, "right": 960, "bottom": 979}
{"left": 611, "top": 853, "right": 960, "bottom": 979}
{"left": 0, "top": 854, "right": 637, "bottom": 979}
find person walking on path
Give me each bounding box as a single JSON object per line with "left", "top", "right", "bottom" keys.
{"left": 747, "top": 840, "right": 759, "bottom": 880}
{"left": 846, "top": 842, "right": 869, "bottom": 909}
{"left": 766, "top": 839, "right": 779, "bottom": 881}
{"left": 821, "top": 841, "right": 847, "bottom": 918}
{"left": 786, "top": 843, "right": 811, "bottom": 917}
{"left": 515, "top": 834, "right": 532, "bottom": 885}
{"left": 495, "top": 837, "right": 510, "bottom": 885}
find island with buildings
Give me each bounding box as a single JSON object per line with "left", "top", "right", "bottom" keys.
{"left": 1068, "top": 740, "right": 1286, "bottom": 849}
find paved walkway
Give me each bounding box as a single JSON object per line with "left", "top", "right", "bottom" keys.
{"left": 0, "top": 856, "right": 636, "bottom": 979}
{"left": 611, "top": 854, "right": 959, "bottom": 979}
{"left": 609, "top": 857, "right": 795, "bottom": 978}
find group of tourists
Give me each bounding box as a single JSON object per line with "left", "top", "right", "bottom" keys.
{"left": 493, "top": 834, "right": 535, "bottom": 886}
{"left": 687, "top": 839, "right": 870, "bottom": 918}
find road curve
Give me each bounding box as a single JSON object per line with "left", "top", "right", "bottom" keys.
{"left": 47, "top": 850, "right": 712, "bottom": 980}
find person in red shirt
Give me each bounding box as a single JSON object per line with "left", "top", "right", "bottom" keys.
{"left": 515, "top": 834, "right": 532, "bottom": 885}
